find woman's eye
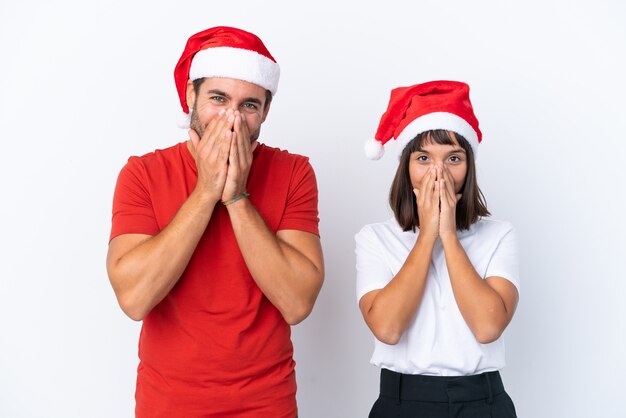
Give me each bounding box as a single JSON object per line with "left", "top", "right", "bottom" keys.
{"left": 417, "top": 155, "right": 428, "bottom": 161}
{"left": 449, "top": 156, "right": 461, "bottom": 162}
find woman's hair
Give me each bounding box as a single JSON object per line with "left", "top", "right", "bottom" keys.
{"left": 389, "top": 129, "right": 490, "bottom": 232}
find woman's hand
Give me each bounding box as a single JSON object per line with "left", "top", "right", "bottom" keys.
{"left": 414, "top": 166, "right": 440, "bottom": 239}
{"left": 438, "top": 164, "right": 462, "bottom": 239}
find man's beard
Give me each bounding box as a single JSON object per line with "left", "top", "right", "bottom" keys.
{"left": 190, "top": 108, "right": 261, "bottom": 142}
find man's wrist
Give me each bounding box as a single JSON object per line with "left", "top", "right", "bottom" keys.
{"left": 190, "top": 187, "right": 222, "bottom": 208}
{"left": 222, "top": 191, "right": 250, "bottom": 207}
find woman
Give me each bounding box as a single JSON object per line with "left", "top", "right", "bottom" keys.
{"left": 357, "top": 80, "right": 519, "bottom": 417}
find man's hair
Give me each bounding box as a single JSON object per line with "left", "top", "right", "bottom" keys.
{"left": 389, "top": 129, "right": 490, "bottom": 232}
{"left": 192, "top": 78, "right": 273, "bottom": 109}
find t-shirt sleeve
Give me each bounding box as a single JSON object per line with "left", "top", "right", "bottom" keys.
{"left": 277, "top": 158, "right": 320, "bottom": 236}
{"left": 109, "top": 157, "right": 159, "bottom": 241}
{"left": 485, "top": 224, "right": 520, "bottom": 293}
{"left": 355, "top": 226, "right": 394, "bottom": 303}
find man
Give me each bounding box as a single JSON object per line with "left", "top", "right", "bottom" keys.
{"left": 107, "top": 26, "right": 324, "bottom": 418}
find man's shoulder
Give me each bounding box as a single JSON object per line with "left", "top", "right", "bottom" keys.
{"left": 256, "top": 143, "right": 314, "bottom": 176}
{"left": 119, "top": 142, "right": 188, "bottom": 177}
{"left": 116, "top": 141, "right": 190, "bottom": 187}
{"left": 258, "top": 143, "right": 310, "bottom": 163}
{"left": 127, "top": 141, "right": 186, "bottom": 165}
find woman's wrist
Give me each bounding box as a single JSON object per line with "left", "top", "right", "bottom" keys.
{"left": 416, "top": 230, "right": 438, "bottom": 247}
{"left": 439, "top": 231, "right": 460, "bottom": 248}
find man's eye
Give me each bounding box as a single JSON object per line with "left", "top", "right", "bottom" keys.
{"left": 242, "top": 103, "right": 258, "bottom": 110}
{"left": 210, "top": 96, "right": 225, "bottom": 102}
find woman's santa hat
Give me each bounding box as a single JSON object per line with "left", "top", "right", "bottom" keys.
{"left": 174, "top": 26, "right": 280, "bottom": 128}
{"left": 365, "top": 80, "right": 482, "bottom": 159}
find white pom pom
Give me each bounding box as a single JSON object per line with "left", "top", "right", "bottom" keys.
{"left": 364, "top": 138, "right": 385, "bottom": 160}
{"left": 177, "top": 110, "right": 191, "bottom": 129}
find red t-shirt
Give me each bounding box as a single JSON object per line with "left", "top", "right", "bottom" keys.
{"left": 110, "top": 141, "right": 319, "bottom": 418}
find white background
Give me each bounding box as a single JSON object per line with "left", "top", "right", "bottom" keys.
{"left": 1, "top": 1, "right": 625, "bottom": 417}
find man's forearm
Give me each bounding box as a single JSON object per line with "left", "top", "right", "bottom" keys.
{"left": 107, "top": 189, "right": 219, "bottom": 320}
{"left": 225, "top": 197, "right": 324, "bottom": 325}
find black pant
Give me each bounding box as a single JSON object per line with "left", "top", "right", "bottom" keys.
{"left": 369, "top": 369, "right": 517, "bottom": 418}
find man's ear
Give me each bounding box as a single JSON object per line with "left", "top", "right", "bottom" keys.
{"left": 186, "top": 79, "right": 196, "bottom": 111}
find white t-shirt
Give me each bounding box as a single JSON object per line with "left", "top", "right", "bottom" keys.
{"left": 355, "top": 217, "right": 519, "bottom": 376}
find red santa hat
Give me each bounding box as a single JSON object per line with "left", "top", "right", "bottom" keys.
{"left": 365, "top": 80, "right": 482, "bottom": 159}
{"left": 174, "top": 26, "right": 280, "bottom": 128}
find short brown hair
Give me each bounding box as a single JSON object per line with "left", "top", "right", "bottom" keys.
{"left": 389, "top": 130, "right": 490, "bottom": 232}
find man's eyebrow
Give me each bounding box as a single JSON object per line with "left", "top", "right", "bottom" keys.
{"left": 207, "top": 89, "right": 230, "bottom": 98}
{"left": 243, "top": 97, "right": 263, "bottom": 105}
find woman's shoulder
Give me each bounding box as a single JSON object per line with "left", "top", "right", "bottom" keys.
{"left": 356, "top": 217, "right": 409, "bottom": 242}
{"left": 472, "top": 217, "right": 516, "bottom": 236}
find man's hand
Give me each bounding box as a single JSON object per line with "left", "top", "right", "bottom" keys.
{"left": 188, "top": 109, "right": 234, "bottom": 204}
{"left": 221, "top": 111, "right": 256, "bottom": 202}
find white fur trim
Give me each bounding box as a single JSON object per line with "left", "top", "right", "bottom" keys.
{"left": 177, "top": 110, "right": 191, "bottom": 129}
{"left": 396, "top": 112, "right": 479, "bottom": 155}
{"left": 190, "top": 46, "right": 280, "bottom": 95}
{"left": 364, "top": 138, "right": 385, "bottom": 160}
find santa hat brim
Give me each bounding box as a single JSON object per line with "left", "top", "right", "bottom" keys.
{"left": 395, "top": 112, "right": 479, "bottom": 155}
{"left": 190, "top": 46, "right": 280, "bottom": 96}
